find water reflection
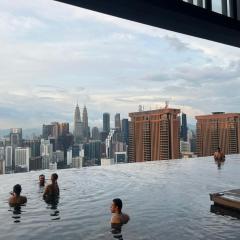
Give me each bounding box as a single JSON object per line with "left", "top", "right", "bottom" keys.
{"left": 111, "top": 224, "right": 124, "bottom": 240}
{"left": 8, "top": 204, "right": 26, "bottom": 223}
{"left": 44, "top": 196, "right": 60, "bottom": 221}
{"left": 210, "top": 204, "right": 240, "bottom": 219}
{"left": 215, "top": 160, "right": 225, "bottom": 169}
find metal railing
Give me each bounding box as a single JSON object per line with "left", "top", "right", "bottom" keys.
{"left": 183, "top": 0, "right": 240, "bottom": 20}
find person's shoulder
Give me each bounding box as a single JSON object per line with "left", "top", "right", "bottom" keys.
{"left": 21, "top": 196, "right": 27, "bottom": 204}
{"left": 121, "top": 213, "right": 130, "bottom": 224}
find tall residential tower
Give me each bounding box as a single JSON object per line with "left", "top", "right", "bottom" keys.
{"left": 196, "top": 112, "right": 240, "bottom": 157}
{"left": 128, "top": 108, "right": 180, "bottom": 162}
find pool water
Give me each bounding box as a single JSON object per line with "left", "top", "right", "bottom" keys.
{"left": 0, "top": 155, "right": 240, "bottom": 240}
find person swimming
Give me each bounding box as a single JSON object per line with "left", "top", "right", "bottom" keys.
{"left": 39, "top": 174, "right": 45, "bottom": 187}
{"left": 43, "top": 173, "right": 59, "bottom": 199}
{"left": 214, "top": 147, "right": 225, "bottom": 161}
{"left": 8, "top": 184, "right": 27, "bottom": 207}
{"left": 110, "top": 198, "right": 130, "bottom": 239}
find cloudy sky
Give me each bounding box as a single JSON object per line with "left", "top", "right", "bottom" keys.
{"left": 0, "top": 0, "right": 239, "bottom": 131}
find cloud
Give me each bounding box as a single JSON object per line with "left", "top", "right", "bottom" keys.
{"left": 0, "top": 0, "right": 239, "bottom": 130}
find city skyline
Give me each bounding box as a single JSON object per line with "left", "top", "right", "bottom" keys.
{"left": 0, "top": 1, "right": 240, "bottom": 129}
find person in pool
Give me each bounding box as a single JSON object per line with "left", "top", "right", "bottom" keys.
{"left": 111, "top": 198, "right": 130, "bottom": 227}
{"left": 43, "top": 173, "right": 59, "bottom": 199}
{"left": 39, "top": 174, "right": 45, "bottom": 187}
{"left": 214, "top": 147, "right": 225, "bottom": 161}
{"left": 9, "top": 184, "right": 27, "bottom": 206}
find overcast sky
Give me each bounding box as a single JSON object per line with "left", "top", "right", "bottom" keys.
{"left": 0, "top": 0, "right": 239, "bottom": 130}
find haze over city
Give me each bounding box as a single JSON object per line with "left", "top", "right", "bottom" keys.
{"left": 0, "top": 0, "right": 240, "bottom": 130}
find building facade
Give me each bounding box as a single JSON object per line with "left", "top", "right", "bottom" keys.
{"left": 15, "top": 147, "right": 30, "bottom": 172}
{"left": 103, "top": 113, "right": 110, "bottom": 134}
{"left": 128, "top": 108, "right": 181, "bottom": 162}
{"left": 180, "top": 113, "right": 188, "bottom": 141}
{"left": 115, "top": 113, "right": 121, "bottom": 130}
{"left": 196, "top": 112, "right": 240, "bottom": 157}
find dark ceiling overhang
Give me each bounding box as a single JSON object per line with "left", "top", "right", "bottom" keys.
{"left": 55, "top": 0, "right": 240, "bottom": 48}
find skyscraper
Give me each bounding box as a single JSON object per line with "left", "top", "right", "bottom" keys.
{"left": 115, "top": 113, "right": 121, "bottom": 130}
{"left": 82, "top": 105, "right": 89, "bottom": 140}
{"left": 128, "top": 108, "right": 181, "bottom": 162}
{"left": 59, "top": 123, "right": 70, "bottom": 136}
{"left": 74, "top": 104, "right": 84, "bottom": 143}
{"left": 181, "top": 113, "right": 188, "bottom": 141}
{"left": 10, "top": 128, "right": 22, "bottom": 146}
{"left": 42, "top": 124, "right": 54, "bottom": 139}
{"left": 5, "top": 146, "right": 13, "bottom": 173}
{"left": 15, "top": 147, "right": 30, "bottom": 172}
{"left": 92, "top": 127, "right": 100, "bottom": 140}
{"left": 121, "top": 119, "right": 129, "bottom": 145}
{"left": 196, "top": 112, "right": 240, "bottom": 157}
{"left": 103, "top": 113, "right": 110, "bottom": 134}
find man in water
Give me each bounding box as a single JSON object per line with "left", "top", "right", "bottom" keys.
{"left": 110, "top": 198, "right": 130, "bottom": 239}
{"left": 9, "top": 184, "right": 27, "bottom": 206}
{"left": 214, "top": 147, "right": 225, "bottom": 161}
{"left": 43, "top": 173, "right": 59, "bottom": 199}
{"left": 39, "top": 174, "right": 45, "bottom": 187}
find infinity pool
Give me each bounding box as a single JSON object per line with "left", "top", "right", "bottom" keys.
{"left": 0, "top": 155, "right": 240, "bottom": 240}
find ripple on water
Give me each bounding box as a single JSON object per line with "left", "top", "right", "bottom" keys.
{"left": 1, "top": 156, "right": 240, "bottom": 239}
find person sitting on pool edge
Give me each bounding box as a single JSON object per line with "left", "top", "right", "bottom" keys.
{"left": 39, "top": 174, "right": 45, "bottom": 187}
{"left": 111, "top": 198, "right": 130, "bottom": 228}
{"left": 43, "top": 173, "right": 59, "bottom": 199}
{"left": 9, "top": 184, "right": 27, "bottom": 206}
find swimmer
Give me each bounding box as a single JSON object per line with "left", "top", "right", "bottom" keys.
{"left": 111, "top": 198, "right": 130, "bottom": 227}
{"left": 9, "top": 184, "right": 27, "bottom": 206}
{"left": 214, "top": 147, "right": 225, "bottom": 161}
{"left": 43, "top": 173, "right": 59, "bottom": 199}
{"left": 39, "top": 174, "right": 45, "bottom": 187}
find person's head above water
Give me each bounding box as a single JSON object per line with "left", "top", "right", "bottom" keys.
{"left": 51, "top": 173, "right": 58, "bottom": 182}
{"left": 39, "top": 174, "right": 45, "bottom": 184}
{"left": 111, "top": 198, "right": 122, "bottom": 214}
{"left": 13, "top": 184, "right": 22, "bottom": 196}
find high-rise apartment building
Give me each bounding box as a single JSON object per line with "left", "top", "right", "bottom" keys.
{"left": 115, "top": 113, "right": 121, "bottom": 130}
{"left": 84, "top": 140, "right": 101, "bottom": 165}
{"left": 128, "top": 108, "right": 181, "bottom": 162}
{"left": 15, "top": 147, "right": 30, "bottom": 172}
{"left": 121, "top": 119, "right": 129, "bottom": 145}
{"left": 10, "top": 128, "right": 22, "bottom": 146}
{"left": 40, "top": 139, "right": 53, "bottom": 158}
{"left": 23, "top": 140, "right": 41, "bottom": 157}
{"left": 181, "top": 113, "right": 188, "bottom": 141}
{"left": 92, "top": 127, "right": 100, "bottom": 140}
{"left": 59, "top": 123, "right": 69, "bottom": 136}
{"left": 196, "top": 112, "right": 240, "bottom": 157}
{"left": 0, "top": 147, "right": 5, "bottom": 174}
{"left": 42, "top": 124, "right": 54, "bottom": 139}
{"left": 5, "top": 146, "right": 13, "bottom": 172}
{"left": 103, "top": 113, "right": 110, "bottom": 134}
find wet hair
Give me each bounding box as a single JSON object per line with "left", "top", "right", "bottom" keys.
{"left": 13, "top": 184, "right": 22, "bottom": 196}
{"left": 113, "top": 198, "right": 122, "bottom": 211}
{"left": 218, "top": 147, "right": 221, "bottom": 151}
{"left": 52, "top": 173, "right": 58, "bottom": 181}
{"left": 39, "top": 174, "right": 45, "bottom": 178}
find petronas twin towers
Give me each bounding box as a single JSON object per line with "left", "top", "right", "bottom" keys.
{"left": 74, "top": 104, "right": 89, "bottom": 143}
